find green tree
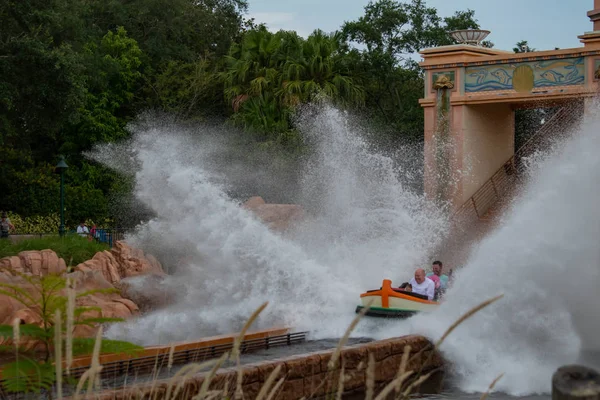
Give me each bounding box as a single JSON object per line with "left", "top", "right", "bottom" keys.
{"left": 342, "top": 0, "right": 482, "bottom": 64}
{"left": 222, "top": 27, "right": 364, "bottom": 139}
{"left": 62, "top": 27, "right": 143, "bottom": 155}
{"left": 279, "top": 30, "right": 364, "bottom": 107}
{"left": 341, "top": 0, "right": 484, "bottom": 142}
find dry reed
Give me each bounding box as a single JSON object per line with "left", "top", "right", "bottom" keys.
{"left": 365, "top": 353, "right": 375, "bottom": 400}
{"left": 328, "top": 299, "right": 373, "bottom": 371}
{"left": 373, "top": 370, "right": 415, "bottom": 400}
{"left": 192, "top": 352, "right": 229, "bottom": 399}
{"left": 335, "top": 362, "right": 346, "bottom": 400}
{"left": 433, "top": 294, "right": 504, "bottom": 349}
{"left": 394, "top": 345, "right": 411, "bottom": 395}
{"left": 66, "top": 279, "right": 75, "bottom": 376}
{"left": 479, "top": 373, "right": 505, "bottom": 400}
{"left": 54, "top": 309, "right": 63, "bottom": 400}
{"left": 265, "top": 377, "right": 285, "bottom": 400}
{"left": 87, "top": 326, "right": 104, "bottom": 396}
{"left": 400, "top": 293, "right": 505, "bottom": 394}
{"left": 11, "top": 317, "right": 20, "bottom": 348}
{"left": 163, "top": 356, "right": 223, "bottom": 400}
{"left": 167, "top": 343, "right": 175, "bottom": 372}
{"left": 255, "top": 364, "right": 282, "bottom": 400}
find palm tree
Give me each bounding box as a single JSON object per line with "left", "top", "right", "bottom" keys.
{"left": 279, "top": 29, "right": 364, "bottom": 107}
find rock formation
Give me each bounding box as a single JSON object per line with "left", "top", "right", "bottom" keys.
{"left": 74, "top": 240, "right": 165, "bottom": 285}
{"left": 0, "top": 241, "right": 165, "bottom": 341}
{"left": 242, "top": 196, "right": 305, "bottom": 231}
{"left": 0, "top": 249, "right": 67, "bottom": 276}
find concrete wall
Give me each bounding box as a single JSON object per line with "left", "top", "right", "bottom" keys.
{"left": 459, "top": 103, "right": 514, "bottom": 202}
{"left": 88, "top": 335, "right": 444, "bottom": 400}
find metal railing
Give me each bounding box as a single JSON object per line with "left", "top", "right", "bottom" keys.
{"left": 452, "top": 100, "right": 584, "bottom": 228}
{"left": 91, "top": 228, "right": 127, "bottom": 247}
{"left": 68, "top": 331, "right": 307, "bottom": 380}
{"left": 8, "top": 229, "right": 127, "bottom": 248}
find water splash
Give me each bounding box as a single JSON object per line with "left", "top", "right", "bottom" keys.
{"left": 368, "top": 103, "right": 600, "bottom": 395}
{"left": 89, "top": 106, "right": 448, "bottom": 345}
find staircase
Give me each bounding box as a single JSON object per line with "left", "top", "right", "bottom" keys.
{"left": 438, "top": 99, "right": 585, "bottom": 267}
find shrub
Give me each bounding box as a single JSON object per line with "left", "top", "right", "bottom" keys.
{"left": 3, "top": 211, "right": 114, "bottom": 235}
{"left": 0, "top": 235, "right": 110, "bottom": 266}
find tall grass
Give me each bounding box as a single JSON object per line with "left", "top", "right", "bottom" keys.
{"left": 30, "top": 293, "right": 502, "bottom": 400}
{"left": 0, "top": 235, "right": 110, "bottom": 266}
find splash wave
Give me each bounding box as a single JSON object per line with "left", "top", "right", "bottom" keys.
{"left": 368, "top": 104, "right": 600, "bottom": 395}
{"left": 90, "top": 106, "right": 447, "bottom": 345}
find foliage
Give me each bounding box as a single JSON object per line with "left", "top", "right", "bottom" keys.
{"left": 0, "top": 0, "right": 490, "bottom": 222}
{"left": 0, "top": 355, "right": 56, "bottom": 393}
{"left": 0, "top": 272, "right": 143, "bottom": 393}
{"left": 3, "top": 212, "right": 61, "bottom": 235}
{"left": 0, "top": 234, "right": 110, "bottom": 265}
{"left": 342, "top": 0, "right": 483, "bottom": 64}
{"left": 222, "top": 27, "right": 364, "bottom": 138}
{"left": 340, "top": 0, "right": 486, "bottom": 140}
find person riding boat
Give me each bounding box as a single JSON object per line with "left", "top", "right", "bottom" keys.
{"left": 426, "top": 261, "right": 448, "bottom": 289}
{"left": 427, "top": 260, "right": 449, "bottom": 300}
{"left": 408, "top": 268, "right": 435, "bottom": 300}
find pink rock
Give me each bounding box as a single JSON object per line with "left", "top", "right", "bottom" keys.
{"left": 243, "top": 196, "right": 267, "bottom": 208}
{"left": 242, "top": 197, "right": 305, "bottom": 232}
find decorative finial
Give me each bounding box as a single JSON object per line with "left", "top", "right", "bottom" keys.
{"left": 449, "top": 29, "right": 491, "bottom": 46}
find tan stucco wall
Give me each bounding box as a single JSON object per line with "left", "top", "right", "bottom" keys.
{"left": 459, "top": 103, "right": 514, "bottom": 202}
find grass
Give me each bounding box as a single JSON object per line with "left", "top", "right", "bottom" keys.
{"left": 0, "top": 235, "right": 110, "bottom": 266}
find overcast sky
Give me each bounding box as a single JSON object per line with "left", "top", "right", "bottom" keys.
{"left": 247, "top": 0, "right": 593, "bottom": 53}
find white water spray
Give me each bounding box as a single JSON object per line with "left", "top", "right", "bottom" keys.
{"left": 90, "top": 106, "right": 447, "bottom": 344}
{"left": 368, "top": 104, "right": 600, "bottom": 395}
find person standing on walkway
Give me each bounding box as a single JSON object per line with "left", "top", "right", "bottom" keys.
{"left": 0, "top": 212, "right": 15, "bottom": 239}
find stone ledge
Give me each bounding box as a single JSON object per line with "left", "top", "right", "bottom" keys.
{"left": 75, "top": 335, "right": 444, "bottom": 400}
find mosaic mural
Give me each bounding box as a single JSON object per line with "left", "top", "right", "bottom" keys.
{"left": 465, "top": 57, "right": 585, "bottom": 92}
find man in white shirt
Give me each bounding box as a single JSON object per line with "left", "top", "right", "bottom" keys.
{"left": 76, "top": 221, "right": 89, "bottom": 237}
{"left": 408, "top": 268, "right": 435, "bottom": 300}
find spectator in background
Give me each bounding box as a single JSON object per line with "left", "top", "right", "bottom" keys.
{"left": 0, "top": 212, "right": 15, "bottom": 239}
{"left": 76, "top": 220, "right": 89, "bottom": 237}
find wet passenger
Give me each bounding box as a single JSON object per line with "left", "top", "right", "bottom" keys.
{"left": 408, "top": 268, "right": 435, "bottom": 300}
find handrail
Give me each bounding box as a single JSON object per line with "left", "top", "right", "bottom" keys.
{"left": 451, "top": 100, "right": 584, "bottom": 227}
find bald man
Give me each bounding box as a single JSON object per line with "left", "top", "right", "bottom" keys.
{"left": 408, "top": 268, "right": 435, "bottom": 300}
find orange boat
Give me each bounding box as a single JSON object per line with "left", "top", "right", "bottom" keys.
{"left": 355, "top": 279, "right": 440, "bottom": 318}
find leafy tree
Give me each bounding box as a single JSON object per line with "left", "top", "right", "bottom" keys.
{"left": 342, "top": 0, "right": 482, "bottom": 65}
{"left": 0, "top": 0, "right": 250, "bottom": 226}
{"left": 341, "top": 0, "right": 484, "bottom": 142}
{"left": 0, "top": 272, "right": 143, "bottom": 394}
{"left": 62, "top": 27, "right": 143, "bottom": 156}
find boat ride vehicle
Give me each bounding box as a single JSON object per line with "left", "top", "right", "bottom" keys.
{"left": 355, "top": 279, "right": 440, "bottom": 318}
